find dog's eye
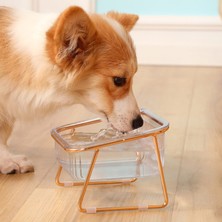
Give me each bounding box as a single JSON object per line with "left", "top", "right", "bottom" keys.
{"left": 113, "top": 77, "right": 126, "bottom": 87}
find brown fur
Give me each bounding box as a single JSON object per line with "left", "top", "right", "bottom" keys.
{"left": 0, "top": 7, "right": 33, "bottom": 85}
{"left": 46, "top": 7, "right": 137, "bottom": 104}
{"left": 0, "top": 6, "right": 141, "bottom": 174}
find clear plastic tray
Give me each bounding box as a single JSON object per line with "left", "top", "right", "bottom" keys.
{"left": 51, "top": 108, "right": 169, "bottom": 181}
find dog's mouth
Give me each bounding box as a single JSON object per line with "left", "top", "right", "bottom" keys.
{"left": 100, "top": 111, "right": 115, "bottom": 129}
{"left": 101, "top": 111, "right": 109, "bottom": 122}
{"left": 99, "top": 111, "right": 129, "bottom": 133}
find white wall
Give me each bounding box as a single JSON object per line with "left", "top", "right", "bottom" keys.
{"left": 0, "top": 0, "right": 92, "bottom": 13}
{"left": 1, "top": 0, "right": 222, "bottom": 67}
{"left": 131, "top": 16, "right": 222, "bottom": 66}
{"left": 0, "top": 0, "right": 32, "bottom": 9}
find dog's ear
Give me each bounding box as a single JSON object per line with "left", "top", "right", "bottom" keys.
{"left": 47, "top": 6, "right": 97, "bottom": 69}
{"left": 107, "top": 11, "right": 139, "bottom": 32}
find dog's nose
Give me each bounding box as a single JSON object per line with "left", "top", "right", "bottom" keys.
{"left": 132, "top": 115, "right": 144, "bottom": 129}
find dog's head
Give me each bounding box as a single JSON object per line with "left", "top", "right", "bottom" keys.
{"left": 46, "top": 6, "right": 143, "bottom": 132}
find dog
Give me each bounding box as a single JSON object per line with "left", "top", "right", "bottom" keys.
{"left": 0, "top": 6, "right": 143, "bottom": 174}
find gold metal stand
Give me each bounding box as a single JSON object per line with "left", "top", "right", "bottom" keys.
{"left": 55, "top": 135, "right": 168, "bottom": 213}
{"left": 52, "top": 109, "right": 169, "bottom": 213}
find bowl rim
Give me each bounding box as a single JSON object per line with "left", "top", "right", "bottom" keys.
{"left": 51, "top": 108, "right": 169, "bottom": 153}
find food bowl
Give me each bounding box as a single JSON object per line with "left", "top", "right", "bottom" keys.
{"left": 51, "top": 108, "right": 169, "bottom": 181}
{"left": 51, "top": 108, "right": 169, "bottom": 213}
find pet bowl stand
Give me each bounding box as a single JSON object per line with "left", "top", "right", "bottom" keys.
{"left": 51, "top": 109, "right": 169, "bottom": 213}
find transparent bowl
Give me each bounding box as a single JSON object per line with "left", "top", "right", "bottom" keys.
{"left": 51, "top": 108, "right": 169, "bottom": 181}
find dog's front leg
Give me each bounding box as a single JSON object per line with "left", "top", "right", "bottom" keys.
{"left": 0, "top": 121, "right": 34, "bottom": 174}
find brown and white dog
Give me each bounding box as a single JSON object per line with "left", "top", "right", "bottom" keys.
{"left": 0, "top": 6, "right": 143, "bottom": 174}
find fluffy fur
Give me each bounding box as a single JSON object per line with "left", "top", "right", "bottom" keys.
{"left": 0, "top": 6, "right": 142, "bottom": 174}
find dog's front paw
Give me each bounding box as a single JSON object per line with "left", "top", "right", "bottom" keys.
{"left": 0, "top": 155, "right": 34, "bottom": 174}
